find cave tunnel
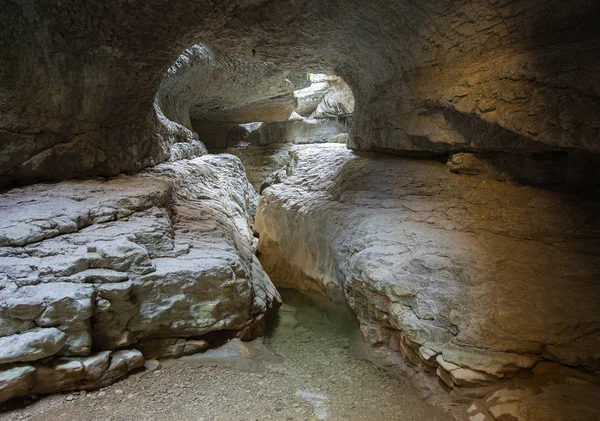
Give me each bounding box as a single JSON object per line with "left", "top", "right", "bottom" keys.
{"left": 0, "top": 1, "right": 599, "bottom": 420}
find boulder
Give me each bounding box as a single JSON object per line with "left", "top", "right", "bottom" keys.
{"left": 0, "top": 365, "right": 36, "bottom": 402}
{"left": 0, "top": 328, "right": 67, "bottom": 364}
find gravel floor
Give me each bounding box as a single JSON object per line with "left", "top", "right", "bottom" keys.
{"left": 0, "top": 291, "right": 455, "bottom": 421}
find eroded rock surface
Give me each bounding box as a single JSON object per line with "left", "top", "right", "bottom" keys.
{"left": 256, "top": 114, "right": 349, "bottom": 146}
{"left": 157, "top": 44, "right": 307, "bottom": 134}
{"left": 0, "top": 154, "right": 280, "bottom": 401}
{"left": 294, "top": 74, "right": 354, "bottom": 119}
{"left": 1, "top": 0, "right": 597, "bottom": 187}
{"left": 217, "top": 144, "right": 296, "bottom": 192}
{"left": 255, "top": 144, "right": 600, "bottom": 418}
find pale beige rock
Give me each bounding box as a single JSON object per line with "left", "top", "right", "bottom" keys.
{"left": 255, "top": 143, "right": 600, "bottom": 393}
{"left": 0, "top": 154, "right": 280, "bottom": 402}
{"left": 436, "top": 356, "right": 494, "bottom": 387}
{"left": 467, "top": 401, "right": 495, "bottom": 421}
{"left": 2, "top": 0, "right": 596, "bottom": 187}
{"left": 311, "top": 77, "right": 354, "bottom": 119}
{"left": 441, "top": 345, "right": 539, "bottom": 378}
{"left": 485, "top": 388, "right": 537, "bottom": 406}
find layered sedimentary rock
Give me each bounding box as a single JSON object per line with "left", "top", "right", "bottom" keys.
{"left": 294, "top": 74, "right": 354, "bottom": 118}
{"left": 0, "top": 154, "right": 280, "bottom": 401}
{"left": 256, "top": 113, "right": 349, "bottom": 146}
{"left": 1, "top": 0, "right": 598, "bottom": 187}
{"left": 157, "top": 44, "right": 308, "bottom": 134}
{"left": 255, "top": 144, "right": 600, "bottom": 419}
{"left": 212, "top": 0, "right": 600, "bottom": 155}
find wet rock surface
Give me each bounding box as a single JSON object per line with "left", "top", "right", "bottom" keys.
{"left": 0, "top": 154, "right": 280, "bottom": 401}
{"left": 255, "top": 143, "right": 600, "bottom": 419}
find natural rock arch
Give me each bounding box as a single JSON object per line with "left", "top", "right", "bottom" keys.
{"left": 1, "top": 0, "right": 599, "bottom": 187}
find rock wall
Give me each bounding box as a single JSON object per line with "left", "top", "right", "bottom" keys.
{"left": 216, "top": 144, "right": 296, "bottom": 193}
{"left": 212, "top": 0, "right": 600, "bottom": 155}
{"left": 157, "top": 44, "right": 307, "bottom": 132}
{"left": 294, "top": 74, "right": 354, "bottom": 118}
{"left": 255, "top": 144, "right": 600, "bottom": 419}
{"left": 0, "top": 154, "right": 280, "bottom": 401}
{"left": 1, "top": 0, "right": 598, "bottom": 187}
{"left": 256, "top": 114, "right": 349, "bottom": 146}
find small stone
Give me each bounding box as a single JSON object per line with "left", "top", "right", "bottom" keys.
{"left": 144, "top": 359, "right": 161, "bottom": 372}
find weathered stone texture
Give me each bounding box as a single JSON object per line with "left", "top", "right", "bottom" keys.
{"left": 255, "top": 143, "right": 600, "bottom": 415}
{"left": 1, "top": 0, "right": 598, "bottom": 186}
{"left": 0, "top": 154, "right": 280, "bottom": 401}
{"left": 158, "top": 44, "right": 303, "bottom": 132}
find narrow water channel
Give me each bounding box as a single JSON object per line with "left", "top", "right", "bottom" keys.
{"left": 0, "top": 290, "right": 454, "bottom": 421}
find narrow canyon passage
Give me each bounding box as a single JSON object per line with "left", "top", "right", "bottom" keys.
{"left": 0, "top": 290, "right": 453, "bottom": 421}
{"left": 0, "top": 140, "right": 599, "bottom": 420}
{"left": 1, "top": 2, "right": 599, "bottom": 420}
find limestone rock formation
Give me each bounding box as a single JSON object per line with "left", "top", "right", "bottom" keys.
{"left": 255, "top": 144, "right": 600, "bottom": 417}
{"left": 0, "top": 154, "right": 280, "bottom": 401}
{"left": 157, "top": 44, "right": 307, "bottom": 133}
{"left": 1, "top": 0, "right": 597, "bottom": 187}
{"left": 294, "top": 74, "right": 354, "bottom": 118}
{"left": 0, "top": 0, "right": 599, "bottom": 418}
{"left": 256, "top": 114, "right": 349, "bottom": 146}
{"left": 0, "top": 350, "right": 145, "bottom": 402}
{"left": 217, "top": 144, "right": 296, "bottom": 192}
{"left": 310, "top": 77, "right": 354, "bottom": 119}
{"left": 294, "top": 74, "right": 334, "bottom": 117}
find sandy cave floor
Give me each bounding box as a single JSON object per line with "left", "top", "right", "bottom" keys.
{"left": 0, "top": 291, "right": 455, "bottom": 421}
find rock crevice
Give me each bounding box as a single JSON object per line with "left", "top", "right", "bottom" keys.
{"left": 255, "top": 143, "right": 600, "bottom": 419}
